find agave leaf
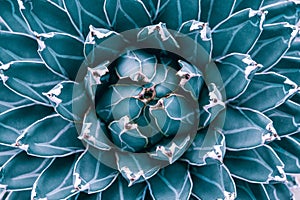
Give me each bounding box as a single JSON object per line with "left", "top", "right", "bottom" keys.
{"left": 262, "top": 0, "right": 288, "bottom": 7}
{"left": 216, "top": 53, "right": 262, "bottom": 100}
{"left": 200, "top": 0, "right": 236, "bottom": 28}
{"left": 224, "top": 145, "right": 285, "bottom": 183}
{"left": 0, "top": 145, "right": 21, "bottom": 167}
{"left": 0, "top": 151, "right": 53, "bottom": 191}
{"left": 73, "top": 148, "right": 118, "bottom": 194}
{"left": 49, "top": 0, "right": 64, "bottom": 8}
{"left": 262, "top": 1, "right": 300, "bottom": 25}
{"left": 116, "top": 50, "right": 157, "bottom": 82}
{"left": 181, "top": 127, "right": 225, "bottom": 166}
{"left": 0, "top": 104, "right": 54, "bottom": 145}
{"left": 264, "top": 182, "right": 293, "bottom": 200}
{"left": 137, "top": 23, "right": 180, "bottom": 51}
{"left": 272, "top": 56, "right": 300, "bottom": 86}
{"left": 147, "top": 162, "right": 192, "bottom": 200}
{"left": 233, "top": 0, "right": 264, "bottom": 12}
{"left": 211, "top": 8, "right": 265, "bottom": 58}
{"left": 44, "top": 81, "right": 90, "bottom": 122}
{"left": 149, "top": 94, "right": 198, "bottom": 137}
{"left": 153, "top": 0, "right": 201, "bottom": 30}
{"left": 190, "top": 164, "right": 236, "bottom": 200}
{"left": 32, "top": 154, "right": 79, "bottom": 199}
{"left": 177, "top": 60, "right": 204, "bottom": 100}
{"left": 265, "top": 99, "right": 300, "bottom": 136}
{"left": 16, "top": 114, "right": 84, "bottom": 157}
{"left": 0, "top": 32, "right": 39, "bottom": 63}
{"left": 198, "top": 84, "right": 225, "bottom": 128}
{"left": 176, "top": 20, "right": 212, "bottom": 66}
{"left": 233, "top": 72, "right": 299, "bottom": 113}
{"left": 37, "top": 33, "right": 85, "bottom": 81}
{"left": 96, "top": 84, "right": 144, "bottom": 123}
{"left": 0, "top": 0, "right": 31, "bottom": 34}
{"left": 234, "top": 179, "right": 270, "bottom": 200}
{"left": 104, "top": 0, "right": 151, "bottom": 32}
{"left": 0, "top": 82, "right": 31, "bottom": 114}
{"left": 1, "top": 190, "right": 31, "bottom": 200}
{"left": 219, "top": 106, "right": 277, "bottom": 150}
{"left": 19, "top": 0, "right": 80, "bottom": 37}
{"left": 272, "top": 38, "right": 300, "bottom": 85}
{"left": 63, "top": 0, "right": 110, "bottom": 37}
{"left": 269, "top": 136, "right": 300, "bottom": 173}
{"left": 101, "top": 175, "right": 146, "bottom": 200}
{"left": 250, "top": 23, "right": 297, "bottom": 72}
{"left": 116, "top": 152, "right": 162, "bottom": 186}
{"left": 84, "top": 26, "right": 127, "bottom": 66}
{"left": 79, "top": 107, "right": 112, "bottom": 151}
{"left": 0, "top": 61, "right": 64, "bottom": 105}
{"left": 75, "top": 192, "right": 101, "bottom": 200}
{"left": 109, "top": 116, "right": 149, "bottom": 152}
{"left": 149, "top": 133, "right": 193, "bottom": 164}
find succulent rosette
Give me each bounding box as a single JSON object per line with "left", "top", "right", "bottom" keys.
{"left": 0, "top": 0, "right": 300, "bottom": 199}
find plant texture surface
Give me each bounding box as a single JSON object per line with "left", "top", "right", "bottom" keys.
{"left": 0, "top": 0, "right": 300, "bottom": 199}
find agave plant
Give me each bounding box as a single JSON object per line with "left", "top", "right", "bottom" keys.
{"left": 0, "top": 0, "right": 300, "bottom": 199}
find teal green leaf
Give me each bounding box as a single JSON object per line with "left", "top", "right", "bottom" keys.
{"left": 0, "top": 82, "right": 31, "bottom": 114}
{"left": 0, "top": 104, "right": 54, "bottom": 145}
{"left": 0, "top": 1, "right": 31, "bottom": 34}
{"left": 76, "top": 192, "right": 101, "bottom": 200}
{"left": 109, "top": 116, "right": 149, "bottom": 152}
{"left": 73, "top": 148, "right": 118, "bottom": 193}
{"left": 177, "top": 60, "right": 204, "bottom": 100}
{"left": 154, "top": 0, "right": 201, "bottom": 30}
{"left": 272, "top": 56, "right": 300, "bottom": 86}
{"left": 0, "top": 145, "right": 20, "bottom": 167}
{"left": 265, "top": 99, "right": 300, "bottom": 136}
{"left": 137, "top": 23, "right": 180, "bottom": 51}
{"left": 220, "top": 106, "right": 277, "bottom": 150}
{"left": 116, "top": 152, "right": 161, "bottom": 185}
{"left": 84, "top": 27, "right": 127, "bottom": 66}
{"left": 0, "top": 32, "right": 39, "bottom": 63}
{"left": 1, "top": 190, "right": 31, "bottom": 200}
{"left": 234, "top": 179, "right": 269, "bottom": 200}
{"left": 233, "top": 0, "right": 264, "bottom": 12}
{"left": 216, "top": 53, "right": 262, "bottom": 100}
{"left": 269, "top": 136, "right": 300, "bottom": 173}
{"left": 212, "top": 8, "right": 265, "bottom": 58}
{"left": 0, "top": 151, "right": 53, "bottom": 191}
{"left": 16, "top": 114, "right": 84, "bottom": 157}
{"left": 272, "top": 37, "right": 300, "bottom": 85}
{"left": 79, "top": 107, "right": 112, "bottom": 151}
{"left": 198, "top": 84, "right": 225, "bottom": 128}
{"left": 149, "top": 94, "right": 198, "bottom": 137}
{"left": 181, "top": 127, "right": 225, "bottom": 166}
{"left": 264, "top": 183, "right": 293, "bottom": 200}
{"left": 96, "top": 84, "right": 143, "bottom": 123}
{"left": 149, "top": 133, "right": 194, "bottom": 164}
{"left": 32, "top": 154, "right": 79, "bottom": 199}
{"left": 148, "top": 162, "right": 192, "bottom": 200}
{"left": 224, "top": 145, "right": 285, "bottom": 183}
{"left": 44, "top": 81, "right": 90, "bottom": 121}
{"left": 250, "top": 23, "right": 297, "bottom": 71}
{"left": 63, "top": 0, "right": 110, "bottom": 37}
{"left": 104, "top": 0, "right": 152, "bottom": 32}
{"left": 101, "top": 175, "right": 146, "bottom": 200}
{"left": 233, "top": 72, "right": 298, "bottom": 112}
{"left": 0, "top": 61, "right": 63, "bottom": 105}
{"left": 200, "top": 0, "right": 236, "bottom": 28}
{"left": 38, "top": 33, "right": 85, "bottom": 80}
{"left": 19, "top": 0, "right": 79, "bottom": 36}
{"left": 176, "top": 20, "right": 212, "bottom": 66}
{"left": 263, "top": 1, "right": 300, "bottom": 25}
{"left": 190, "top": 164, "right": 236, "bottom": 200}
